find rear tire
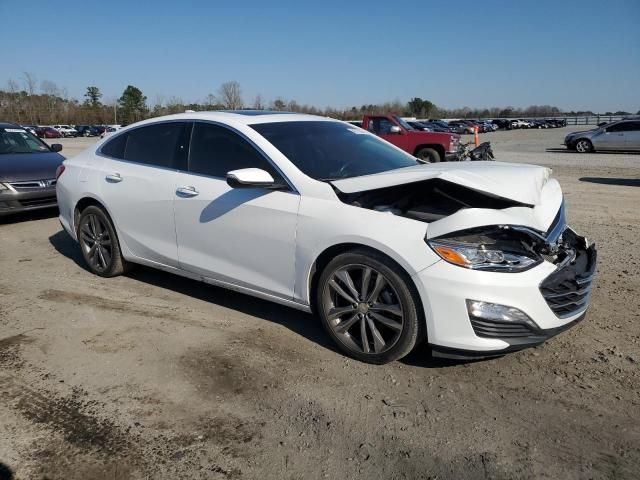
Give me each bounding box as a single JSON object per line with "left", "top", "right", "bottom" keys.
{"left": 575, "top": 139, "right": 593, "bottom": 153}
{"left": 315, "top": 249, "right": 424, "bottom": 364}
{"left": 415, "top": 147, "right": 441, "bottom": 163}
{"left": 77, "top": 206, "right": 130, "bottom": 277}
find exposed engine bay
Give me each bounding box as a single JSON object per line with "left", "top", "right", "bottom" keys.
{"left": 336, "top": 178, "right": 530, "bottom": 223}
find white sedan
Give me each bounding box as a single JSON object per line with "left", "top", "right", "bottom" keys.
{"left": 55, "top": 111, "right": 597, "bottom": 364}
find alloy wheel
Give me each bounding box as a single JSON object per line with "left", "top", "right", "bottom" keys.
{"left": 575, "top": 140, "right": 591, "bottom": 153}
{"left": 322, "top": 264, "right": 404, "bottom": 355}
{"left": 79, "top": 213, "right": 113, "bottom": 272}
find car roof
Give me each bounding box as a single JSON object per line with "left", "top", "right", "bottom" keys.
{"left": 124, "top": 111, "right": 335, "bottom": 128}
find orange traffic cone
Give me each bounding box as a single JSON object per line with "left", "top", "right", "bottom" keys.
{"left": 474, "top": 126, "right": 479, "bottom": 147}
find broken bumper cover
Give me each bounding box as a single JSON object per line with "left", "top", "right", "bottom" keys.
{"left": 412, "top": 239, "right": 597, "bottom": 359}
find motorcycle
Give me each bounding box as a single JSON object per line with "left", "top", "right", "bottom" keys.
{"left": 455, "top": 141, "right": 495, "bottom": 161}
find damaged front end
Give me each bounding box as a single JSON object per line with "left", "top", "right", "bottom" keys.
{"left": 427, "top": 203, "right": 598, "bottom": 320}
{"left": 335, "top": 178, "right": 530, "bottom": 224}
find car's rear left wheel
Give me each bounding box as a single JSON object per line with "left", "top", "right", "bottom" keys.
{"left": 77, "top": 206, "right": 129, "bottom": 277}
{"left": 316, "top": 250, "right": 423, "bottom": 364}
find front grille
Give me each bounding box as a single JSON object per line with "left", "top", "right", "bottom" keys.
{"left": 470, "top": 318, "right": 537, "bottom": 338}
{"left": 9, "top": 179, "right": 56, "bottom": 191}
{"left": 540, "top": 244, "right": 597, "bottom": 318}
{"left": 18, "top": 196, "right": 57, "bottom": 207}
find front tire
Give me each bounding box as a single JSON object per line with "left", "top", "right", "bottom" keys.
{"left": 415, "top": 147, "right": 441, "bottom": 163}
{"left": 575, "top": 139, "right": 593, "bottom": 153}
{"left": 315, "top": 249, "right": 423, "bottom": 364}
{"left": 77, "top": 206, "right": 129, "bottom": 277}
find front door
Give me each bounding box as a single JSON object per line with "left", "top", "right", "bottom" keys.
{"left": 173, "top": 122, "right": 299, "bottom": 300}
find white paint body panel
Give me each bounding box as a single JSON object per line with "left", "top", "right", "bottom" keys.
{"left": 56, "top": 111, "right": 583, "bottom": 355}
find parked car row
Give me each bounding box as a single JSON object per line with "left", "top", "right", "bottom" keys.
{"left": 399, "top": 118, "right": 567, "bottom": 134}
{"left": 21, "top": 124, "right": 122, "bottom": 138}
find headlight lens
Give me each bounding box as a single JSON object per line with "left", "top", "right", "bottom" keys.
{"left": 428, "top": 239, "right": 539, "bottom": 272}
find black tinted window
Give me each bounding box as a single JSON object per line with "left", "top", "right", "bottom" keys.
{"left": 101, "top": 133, "right": 128, "bottom": 159}
{"left": 606, "top": 122, "right": 635, "bottom": 132}
{"left": 124, "top": 122, "right": 189, "bottom": 168}
{"left": 251, "top": 121, "right": 418, "bottom": 180}
{"left": 188, "top": 122, "right": 282, "bottom": 180}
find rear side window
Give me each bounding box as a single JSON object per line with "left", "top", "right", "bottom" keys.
{"left": 188, "top": 122, "right": 282, "bottom": 180}
{"left": 101, "top": 133, "right": 128, "bottom": 159}
{"left": 606, "top": 122, "right": 634, "bottom": 132}
{"left": 124, "top": 122, "right": 190, "bottom": 169}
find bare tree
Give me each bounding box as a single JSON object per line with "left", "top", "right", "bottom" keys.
{"left": 41, "top": 80, "right": 60, "bottom": 121}
{"left": 21, "top": 72, "right": 37, "bottom": 123}
{"left": 6, "top": 79, "right": 19, "bottom": 122}
{"left": 218, "top": 81, "right": 243, "bottom": 109}
{"left": 204, "top": 93, "right": 216, "bottom": 108}
{"left": 252, "top": 94, "right": 264, "bottom": 110}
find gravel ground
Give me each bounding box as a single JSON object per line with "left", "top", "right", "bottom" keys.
{"left": 0, "top": 127, "right": 639, "bottom": 479}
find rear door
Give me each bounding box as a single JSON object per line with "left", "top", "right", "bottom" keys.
{"left": 98, "top": 121, "right": 191, "bottom": 267}
{"left": 173, "top": 121, "right": 299, "bottom": 299}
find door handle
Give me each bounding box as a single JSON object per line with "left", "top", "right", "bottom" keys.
{"left": 105, "top": 173, "right": 122, "bottom": 183}
{"left": 176, "top": 186, "right": 199, "bottom": 197}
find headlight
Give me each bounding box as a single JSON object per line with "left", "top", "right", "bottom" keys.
{"left": 0, "top": 183, "right": 9, "bottom": 192}
{"left": 427, "top": 238, "right": 539, "bottom": 272}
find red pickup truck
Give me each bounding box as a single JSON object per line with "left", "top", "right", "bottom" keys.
{"left": 359, "top": 114, "right": 460, "bottom": 162}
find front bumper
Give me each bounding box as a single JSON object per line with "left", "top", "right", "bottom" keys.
{"left": 0, "top": 188, "right": 58, "bottom": 216}
{"left": 412, "top": 234, "right": 597, "bottom": 358}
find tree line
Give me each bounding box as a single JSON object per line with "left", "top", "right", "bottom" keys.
{"left": 1, "top": 74, "right": 637, "bottom": 126}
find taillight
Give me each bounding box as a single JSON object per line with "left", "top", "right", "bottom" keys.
{"left": 55, "top": 164, "right": 65, "bottom": 180}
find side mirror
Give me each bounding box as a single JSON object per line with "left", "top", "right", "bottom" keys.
{"left": 50, "top": 144, "right": 63, "bottom": 152}
{"left": 226, "top": 168, "right": 275, "bottom": 189}
{"left": 389, "top": 125, "right": 402, "bottom": 134}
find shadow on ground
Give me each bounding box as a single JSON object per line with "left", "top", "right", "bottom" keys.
{"left": 579, "top": 177, "right": 640, "bottom": 187}
{"left": 49, "top": 229, "right": 467, "bottom": 368}
{"left": 0, "top": 462, "right": 13, "bottom": 480}
{"left": 0, "top": 207, "right": 58, "bottom": 225}
{"left": 546, "top": 147, "right": 640, "bottom": 155}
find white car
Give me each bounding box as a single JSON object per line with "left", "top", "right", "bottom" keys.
{"left": 52, "top": 125, "right": 78, "bottom": 137}
{"left": 55, "top": 111, "right": 597, "bottom": 364}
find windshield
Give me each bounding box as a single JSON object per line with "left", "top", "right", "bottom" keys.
{"left": 394, "top": 116, "right": 415, "bottom": 131}
{"left": 251, "top": 121, "right": 420, "bottom": 180}
{"left": 0, "top": 128, "right": 50, "bottom": 154}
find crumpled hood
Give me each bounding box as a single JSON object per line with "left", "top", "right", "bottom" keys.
{"left": 331, "top": 161, "right": 551, "bottom": 206}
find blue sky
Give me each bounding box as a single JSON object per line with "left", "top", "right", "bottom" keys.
{"left": 1, "top": 0, "right": 639, "bottom": 112}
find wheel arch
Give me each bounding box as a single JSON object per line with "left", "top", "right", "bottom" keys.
{"left": 73, "top": 195, "right": 116, "bottom": 236}
{"left": 306, "top": 242, "right": 426, "bottom": 323}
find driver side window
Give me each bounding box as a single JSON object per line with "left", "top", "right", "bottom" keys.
{"left": 188, "top": 122, "right": 284, "bottom": 182}
{"left": 367, "top": 117, "right": 395, "bottom": 135}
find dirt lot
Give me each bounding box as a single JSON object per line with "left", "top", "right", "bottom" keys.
{"left": 1, "top": 127, "right": 639, "bottom": 479}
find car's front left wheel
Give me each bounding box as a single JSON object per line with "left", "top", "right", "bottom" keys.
{"left": 316, "top": 250, "right": 424, "bottom": 364}
{"left": 77, "top": 206, "right": 129, "bottom": 277}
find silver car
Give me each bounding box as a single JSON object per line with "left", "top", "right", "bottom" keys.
{"left": 565, "top": 120, "right": 640, "bottom": 153}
